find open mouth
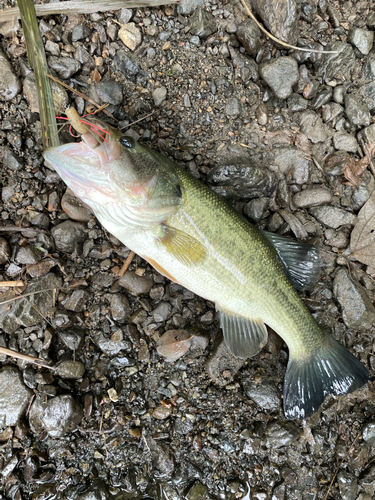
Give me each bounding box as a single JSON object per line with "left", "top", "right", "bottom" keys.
{"left": 43, "top": 141, "right": 115, "bottom": 204}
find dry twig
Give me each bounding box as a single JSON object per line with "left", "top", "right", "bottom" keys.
{"left": 46, "top": 74, "right": 116, "bottom": 121}
{"left": 118, "top": 251, "right": 135, "bottom": 277}
{"left": 120, "top": 111, "right": 156, "bottom": 130}
{"left": 0, "top": 288, "right": 59, "bottom": 307}
{"left": 0, "top": 281, "right": 24, "bottom": 288}
{"left": 0, "top": 0, "right": 179, "bottom": 21}
{"left": 0, "top": 346, "right": 54, "bottom": 370}
{"left": 240, "top": 0, "right": 337, "bottom": 54}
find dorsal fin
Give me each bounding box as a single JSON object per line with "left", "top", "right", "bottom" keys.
{"left": 261, "top": 230, "right": 322, "bottom": 291}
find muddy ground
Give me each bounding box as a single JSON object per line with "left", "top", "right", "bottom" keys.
{"left": 0, "top": 0, "right": 375, "bottom": 499}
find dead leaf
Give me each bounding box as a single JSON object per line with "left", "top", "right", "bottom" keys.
{"left": 343, "top": 156, "right": 369, "bottom": 187}
{"left": 325, "top": 151, "right": 369, "bottom": 187}
{"left": 357, "top": 132, "right": 375, "bottom": 180}
{"left": 92, "top": 68, "right": 102, "bottom": 84}
{"left": 294, "top": 132, "right": 312, "bottom": 157}
{"left": 156, "top": 329, "right": 193, "bottom": 362}
{"left": 350, "top": 189, "right": 375, "bottom": 267}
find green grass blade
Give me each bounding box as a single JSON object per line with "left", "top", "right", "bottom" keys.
{"left": 17, "top": 0, "right": 59, "bottom": 149}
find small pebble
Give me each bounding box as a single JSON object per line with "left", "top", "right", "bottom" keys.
{"left": 152, "top": 403, "right": 172, "bottom": 420}
{"left": 118, "top": 23, "right": 142, "bottom": 51}
{"left": 153, "top": 86, "right": 167, "bottom": 106}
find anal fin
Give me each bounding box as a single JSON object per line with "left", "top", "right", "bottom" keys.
{"left": 217, "top": 306, "right": 268, "bottom": 359}
{"left": 261, "top": 229, "right": 322, "bottom": 291}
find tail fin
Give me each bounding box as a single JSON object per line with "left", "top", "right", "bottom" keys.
{"left": 284, "top": 332, "right": 369, "bottom": 420}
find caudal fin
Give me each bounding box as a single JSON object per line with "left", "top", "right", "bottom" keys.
{"left": 284, "top": 332, "right": 369, "bottom": 420}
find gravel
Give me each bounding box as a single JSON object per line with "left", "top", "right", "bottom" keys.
{"left": 0, "top": 1, "right": 375, "bottom": 498}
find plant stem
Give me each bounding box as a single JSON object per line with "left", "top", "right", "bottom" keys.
{"left": 17, "top": 0, "right": 59, "bottom": 150}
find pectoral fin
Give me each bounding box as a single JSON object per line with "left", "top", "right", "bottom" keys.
{"left": 217, "top": 306, "right": 268, "bottom": 359}
{"left": 157, "top": 224, "right": 208, "bottom": 266}
{"left": 261, "top": 230, "right": 322, "bottom": 291}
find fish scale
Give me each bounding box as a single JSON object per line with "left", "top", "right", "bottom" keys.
{"left": 44, "top": 120, "right": 369, "bottom": 420}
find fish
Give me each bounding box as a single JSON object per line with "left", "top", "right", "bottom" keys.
{"left": 44, "top": 118, "right": 369, "bottom": 420}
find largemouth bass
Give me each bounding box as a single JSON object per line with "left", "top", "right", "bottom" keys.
{"left": 44, "top": 119, "right": 369, "bottom": 420}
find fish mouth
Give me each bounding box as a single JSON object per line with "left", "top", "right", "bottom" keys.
{"left": 43, "top": 116, "right": 124, "bottom": 202}
{"left": 43, "top": 139, "right": 117, "bottom": 205}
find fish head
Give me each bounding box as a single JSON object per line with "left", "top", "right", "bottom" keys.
{"left": 43, "top": 119, "right": 182, "bottom": 228}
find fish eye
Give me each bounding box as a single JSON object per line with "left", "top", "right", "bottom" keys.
{"left": 120, "top": 136, "right": 136, "bottom": 148}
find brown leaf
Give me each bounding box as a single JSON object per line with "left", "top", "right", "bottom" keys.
{"left": 350, "top": 189, "right": 375, "bottom": 267}
{"left": 92, "top": 68, "right": 102, "bottom": 84}
{"left": 156, "top": 329, "right": 192, "bottom": 362}
{"left": 294, "top": 132, "right": 312, "bottom": 157}
{"left": 343, "top": 156, "right": 369, "bottom": 187}
{"left": 365, "top": 140, "right": 375, "bottom": 159}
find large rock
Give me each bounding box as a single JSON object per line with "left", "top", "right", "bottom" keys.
{"left": 333, "top": 268, "right": 375, "bottom": 330}
{"left": 272, "top": 147, "right": 311, "bottom": 185}
{"left": 315, "top": 42, "right": 355, "bottom": 81}
{"left": 118, "top": 271, "right": 153, "bottom": 296}
{"left": 250, "top": 0, "right": 300, "bottom": 44}
{"left": 205, "top": 332, "right": 247, "bottom": 386}
{"left": 0, "top": 273, "right": 62, "bottom": 334}
{"left": 337, "top": 471, "right": 358, "bottom": 500}
{"left": 345, "top": 94, "right": 371, "bottom": 127}
{"left": 61, "top": 190, "right": 92, "bottom": 222}
{"left": 264, "top": 422, "right": 300, "bottom": 448}
{"left": 363, "top": 51, "right": 375, "bottom": 80}
{"left": 96, "top": 80, "right": 123, "bottom": 105}
{"left": 113, "top": 51, "right": 147, "bottom": 82}
{"left": 189, "top": 8, "right": 217, "bottom": 38}
{"left": 51, "top": 220, "right": 87, "bottom": 253}
{"left": 177, "top": 0, "right": 204, "bottom": 15}
{"left": 118, "top": 23, "right": 142, "bottom": 51}
{"left": 347, "top": 26, "right": 374, "bottom": 55}
{"left": 23, "top": 73, "right": 68, "bottom": 116}
{"left": 0, "top": 47, "right": 21, "bottom": 101}
{"left": 47, "top": 56, "right": 81, "bottom": 79}
{"left": 358, "top": 81, "right": 375, "bottom": 114}
{"left": 309, "top": 206, "right": 356, "bottom": 229}
{"left": 110, "top": 293, "right": 131, "bottom": 322}
{"left": 293, "top": 188, "right": 333, "bottom": 208}
{"left": 207, "top": 160, "right": 277, "bottom": 200}
{"left": 259, "top": 57, "right": 299, "bottom": 99}
{"left": 300, "top": 111, "right": 332, "bottom": 143}
{"left": 29, "top": 394, "right": 83, "bottom": 438}
{"left": 0, "top": 366, "right": 32, "bottom": 427}
{"left": 243, "top": 377, "right": 281, "bottom": 411}
{"left": 236, "top": 19, "right": 261, "bottom": 57}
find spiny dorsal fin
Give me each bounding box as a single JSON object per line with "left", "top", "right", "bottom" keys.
{"left": 261, "top": 230, "right": 322, "bottom": 291}
{"left": 217, "top": 306, "right": 268, "bottom": 359}
{"left": 157, "top": 224, "right": 208, "bottom": 266}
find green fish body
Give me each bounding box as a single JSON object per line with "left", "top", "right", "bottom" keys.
{"left": 44, "top": 122, "right": 369, "bottom": 419}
